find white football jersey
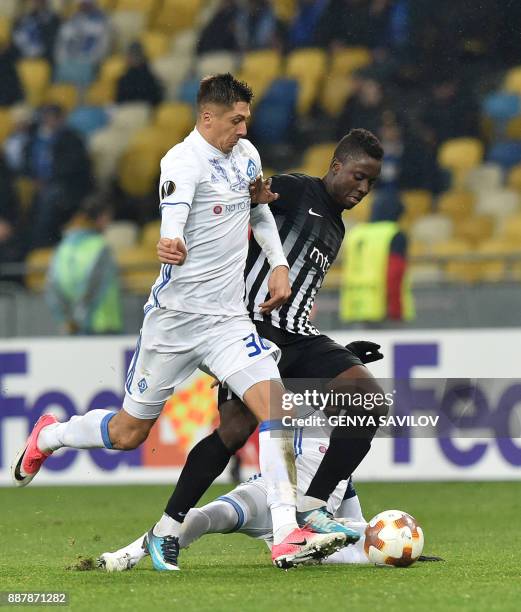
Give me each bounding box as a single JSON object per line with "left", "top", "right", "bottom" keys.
{"left": 147, "top": 128, "right": 262, "bottom": 315}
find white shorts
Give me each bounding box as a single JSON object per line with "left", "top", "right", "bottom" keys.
{"left": 123, "top": 307, "right": 281, "bottom": 419}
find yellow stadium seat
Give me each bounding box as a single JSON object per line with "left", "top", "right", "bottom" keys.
{"left": 118, "top": 146, "right": 162, "bottom": 198}
{"left": 476, "top": 238, "right": 521, "bottom": 282}
{"left": 85, "top": 79, "right": 116, "bottom": 105}
{"left": 115, "top": 0, "right": 158, "bottom": 15}
{"left": 151, "top": 0, "right": 202, "bottom": 35}
{"left": 238, "top": 50, "right": 282, "bottom": 103}
{"left": 0, "top": 107, "right": 13, "bottom": 144}
{"left": 99, "top": 55, "right": 127, "bottom": 84}
{"left": 437, "top": 190, "right": 475, "bottom": 221}
{"left": 16, "top": 58, "right": 51, "bottom": 107}
{"left": 504, "top": 66, "right": 521, "bottom": 94}
{"left": 153, "top": 101, "right": 193, "bottom": 140}
{"left": 344, "top": 191, "right": 373, "bottom": 223}
{"left": 330, "top": 47, "right": 372, "bottom": 76}
{"left": 97, "top": 0, "right": 117, "bottom": 10}
{"left": 116, "top": 246, "right": 159, "bottom": 294}
{"left": 507, "top": 164, "right": 521, "bottom": 192}
{"left": 0, "top": 15, "right": 11, "bottom": 46}
{"left": 301, "top": 142, "right": 336, "bottom": 176}
{"left": 438, "top": 138, "right": 484, "bottom": 188}
{"left": 319, "top": 74, "right": 355, "bottom": 117}
{"left": 44, "top": 83, "right": 78, "bottom": 113}
{"left": 141, "top": 220, "right": 161, "bottom": 246}
{"left": 104, "top": 221, "right": 139, "bottom": 251}
{"left": 128, "top": 125, "right": 171, "bottom": 153}
{"left": 15, "top": 177, "right": 36, "bottom": 214}
{"left": 272, "top": 0, "right": 296, "bottom": 22}
{"left": 111, "top": 10, "right": 146, "bottom": 53}
{"left": 25, "top": 248, "right": 54, "bottom": 292}
{"left": 501, "top": 213, "right": 521, "bottom": 242}
{"left": 401, "top": 189, "right": 433, "bottom": 220}
{"left": 453, "top": 214, "right": 495, "bottom": 245}
{"left": 506, "top": 116, "right": 521, "bottom": 139}
{"left": 432, "top": 239, "right": 478, "bottom": 283}
{"left": 286, "top": 48, "right": 327, "bottom": 116}
{"left": 140, "top": 30, "right": 170, "bottom": 59}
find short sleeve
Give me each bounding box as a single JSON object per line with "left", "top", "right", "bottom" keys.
{"left": 267, "top": 173, "right": 307, "bottom": 216}
{"left": 159, "top": 146, "right": 201, "bottom": 210}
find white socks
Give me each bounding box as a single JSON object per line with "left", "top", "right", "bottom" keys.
{"left": 259, "top": 423, "right": 298, "bottom": 545}
{"left": 298, "top": 495, "right": 326, "bottom": 513}
{"left": 153, "top": 513, "right": 183, "bottom": 538}
{"left": 37, "top": 409, "right": 115, "bottom": 452}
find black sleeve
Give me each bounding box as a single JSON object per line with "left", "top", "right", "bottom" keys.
{"left": 390, "top": 231, "right": 407, "bottom": 256}
{"left": 268, "top": 173, "right": 307, "bottom": 216}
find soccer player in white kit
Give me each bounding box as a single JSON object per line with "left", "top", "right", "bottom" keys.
{"left": 98, "top": 428, "right": 370, "bottom": 572}
{"left": 11, "top": 74, "right": 345, "bottom": 570}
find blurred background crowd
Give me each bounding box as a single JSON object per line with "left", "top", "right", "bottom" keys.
{"left": 1, "top": 0, "right": 521, "bottom": 335}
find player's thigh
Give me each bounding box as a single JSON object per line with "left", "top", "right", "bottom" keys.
{"left": 329, "top": 364, "right": 388, "bottom": 417}
{"left": 217, "top": 389, "right": 258, "bottom": 451}
{"left": 123, "top": 308, "right": 202, "bottom": 421}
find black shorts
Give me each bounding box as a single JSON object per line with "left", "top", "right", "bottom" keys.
{"left": 217, "top": 321, "right": 363, "bottom": 407}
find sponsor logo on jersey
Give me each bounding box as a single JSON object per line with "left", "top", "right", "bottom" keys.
{"left": 246, "top": 158, "right": 257, "bottom": 180}
{"left": 160, "top": 181, "right": 176, "bottom": 199}
{"left": 309, "top": 245, "right": 331, "bottom": 273}
{"left": 213, "top": 205, "right": 223, "bottom": 214}
{"left": 319, "top": 445, "right": 328, "bottom": 454}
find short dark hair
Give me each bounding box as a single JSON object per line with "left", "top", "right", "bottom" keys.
{"left": 197, "top": 73, "right": 254, "bottom": 110}
{"left": 333, "top": 128, "right": 384, "bottom": 163}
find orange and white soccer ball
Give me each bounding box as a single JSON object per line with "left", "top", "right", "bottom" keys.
{"left": 364, "top": 510, "right": 424, "bottom": 567}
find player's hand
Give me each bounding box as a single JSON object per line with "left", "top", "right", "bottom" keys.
{"left": 156, "top": 237, "right": 187, "bottom": 266}
{"left": 249, "top": 176, "right": 279, "bottom": 205}
{"left": 346, "top": 340, "right": 383, "bottom": 364}
{"left": 260, "top": 265, "right": 291, "bottom": 313}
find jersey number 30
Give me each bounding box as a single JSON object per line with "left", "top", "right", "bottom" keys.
{"left": 243, "top": 333, "right": 271, "bottom": 357}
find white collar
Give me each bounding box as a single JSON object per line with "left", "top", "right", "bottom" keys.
{"left": 191, "top": 127, "right": 229, "bottom": 159}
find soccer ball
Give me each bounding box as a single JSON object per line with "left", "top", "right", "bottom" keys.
{"left": 364, "top": 510, "right": 424, "bottom": 567}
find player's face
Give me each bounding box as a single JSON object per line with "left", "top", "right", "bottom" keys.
{"left": 205, "top": 101, "right": 251, "bottom": 154}
{"left": 329, "top": 155, "right": 381, "bottom": 210}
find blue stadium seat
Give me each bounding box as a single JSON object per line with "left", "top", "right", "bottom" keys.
{"left": 177, "top": 77, "right": 200, "bottom": 107}
{"left": 55, "top": 60, "right": 96, "bottom": 87}
{"left": 68, "top": 106, "right": 109, "bottom": 138}
{"left": 482, "top": 93, "right": 521, "bottom": 122}
{"left": 249, "top": 79, "right": 298, "bottom": 144}
{"left": 487, "top": 141, "right": 521, "bottom": 169}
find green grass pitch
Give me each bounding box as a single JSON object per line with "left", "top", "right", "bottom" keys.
{"left": 0, "top": 482, "right": 518, "bottom": 611}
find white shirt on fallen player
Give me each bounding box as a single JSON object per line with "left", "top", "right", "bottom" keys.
{"left": 146, "top": 128, "right": 288, "bottom": 315}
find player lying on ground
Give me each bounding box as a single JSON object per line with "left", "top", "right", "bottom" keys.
{"left": 12, "top": 73, "right": 346, "bottom": 570}
{"left": 153, "top": 129, "right": 386, "bottom": 565}
{"left": 98, "top": 429, "right": 369, "bottom": 572}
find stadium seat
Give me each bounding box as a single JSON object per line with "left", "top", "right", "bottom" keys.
{"left": 482, "top": 92, "right": 521, "bottom": 122}
{"left": 111, "top": 10, "right": 146, "bottom": 53}
{"left": 140, "top": 30, "right": 170, "bottom": 60}
{"left": 104, "top": 221, "right": 139, "bottom": 251}
{"left": 97, "top": 0, "right": 117, "bottom": 9}
{"left": 116, "top": 246, "right": 159, "bottom": 294}
{"left": 505, "top": 116, "right": 521, "bottom": 139}
{"left": 504, "top": 66, "right": 521, "bottom": 94}
{"left": 85, "top": 79, "right": 116, "bottom": 105}
{"left": 330, "top": 47, "right": 372, "bottom": 76}
{"left": 68, "top": 106, "right": 109, "bottom": 138}
{"left": 301, "top": 142, "right": 336, "bottom": 177}
{"left": 410, "top": 214, "right": 453, "bottom": 247}
{"left": 431, "top": 239, "right": 478, "bottom": 283}
{"left": 453, "top": 214, "right": 495, "bottom": 245}
{"left": 54, "top": 59, "right": 95, "bottom": 86}
{"left": 151, "top": 0, "right": 202, "bottom": 35}
{"left": 89, "top": 127, "right": 132, "bottom": 185}
{"left": 115, "top": 0, "right": 158, "bottom": 15}
{"left": 15, "top": 177, "right": 36, "bottom": 213}
{"left": 195, "top": 52, "right": 239, "bottom": 79}
{"left": 170, "top": 29, "right": 198, "bottom": 56}
{"left": 344, "top": 192, "right": 373, "bottom": 223}
{"left": 110, "top": 102, "right": 151, "bottom": 134}
{"left": 141, "top": 220, "right": 161, "bottom": 246}
{"left": 400, "top": 189, "right": 433, "bottom": 220}
{"left": 249, "top": 78, "right": 298, "bottom": 144}
{"left": 153, "top": 101, "right": 193, "bottom": 140}
{"left": 118, "top": 146, "right": 162, "bottom": 197}
{"left": 437, "top": 190, "right": 475, "bottom": 221}
{"left": 487, "top": 141, "right": 521, "bottom": 169}
{"left": 507, "top": 164, "right": 521, "bottom": 192}
{"left": 476, "top": 238, "right": 521, "bottom": 282}
{"left": 237, "top": 50, "right": 282, "bottom": 103}
{"left": 464, "top": 163, "right": 503, "bottom": 193}
{"left": 319, "top": 75, "right": 355, "bottom": 117}
{"left": 44, "top": 83, "right": 78, "bottom": 113}
{"left": 16, "top": 58, "right": 51, "bottom": 107}
{"left": 152, "top": 54, "right": 192, "bottom": 100}
{"left": 272, "top": 0, "right": 297, "bottom": 21}
{"left": 475, "top": 188, "right": 520, "bottom": 219}
{"left": 0, "top": 15, "right": 11, "bottom": 46}
{"left": 177, "top": 77, "right": 201, "bottom": 107}
{"left": 0, "top": 108, "right": 12, "bottom": 144}
{"left": 0, "top": 0, "right": 17, "bottom": 19}
{"left": 438, "top": 138, "right": 484, "bottom": 187}
{"left": 501, "top": 213, "right": 521, "bottom": 242}
{"left": 99, "top": 55, "right": 127, "bottom": 84}
{"left": 286, "top": 48, "right": 327, "bottom": 116}
{"left": 128, "top": 125, "right": 171, "bottom": 152}
{"left": 25, "top": 248, "right": 54, "bottom": 292}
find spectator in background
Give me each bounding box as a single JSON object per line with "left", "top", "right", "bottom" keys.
{"left": 54, "top": 0, "right": 111, "bottom": 85}
{"left": 288, "top": 0, "right": 329, "bottom": 49}
{"left": 24, "top": 105, "right": 93, "bottom": 249}
{"left": 337, "top": 75, "right": 387, "bottom": 138}
{"left": 340, "top": 191, "right": 414, "bottom": 324}
{"left": 46, "top": 194, "right": 123, "bottom": 335}
{"left": 0, "top": 153, "right": 23, "bottom": 267}
{"left": 12, "top": 0, "right": 61, "bottom": 64}
{"left": 3, "top": 106, "right": 34, "bottom": 175}
{"left": 0, "top": 42, "right": 24, "bottom": 106}
{"left": 116, "top": 42, "right": 163, "bottom": 107}
{"left": 236, "top": 0, "right": 284, "bottom": 52}
{"left": 196, "top": 0, "right": 239, "bottom": 55}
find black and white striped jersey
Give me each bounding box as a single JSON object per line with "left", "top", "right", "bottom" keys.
{"left": 246, "top": 173, "right": 345, "bottom": 336}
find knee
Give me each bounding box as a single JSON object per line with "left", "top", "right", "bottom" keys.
{"left": 218, "top": 401, "right": 258, "bottom": 453}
